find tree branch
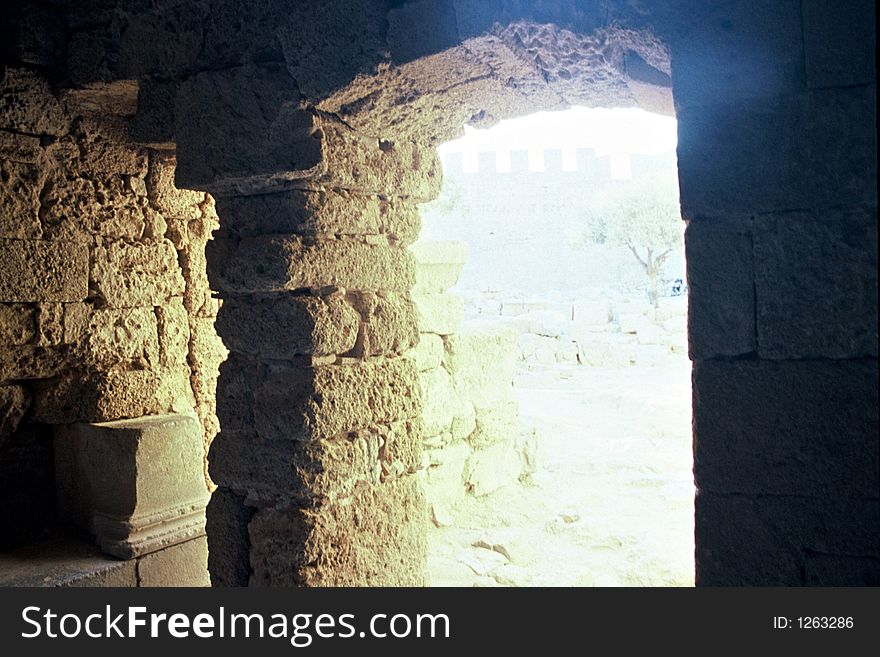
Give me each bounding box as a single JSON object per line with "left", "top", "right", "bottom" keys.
{"left": 654, "top": 248, "right": 673, "bottom": 269}
{"left": 627, "top": 242, "right": 648, "bottom": 270}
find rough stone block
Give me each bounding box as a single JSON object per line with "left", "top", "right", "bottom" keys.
{"left": 693, "top": 359, "right": 879, "bottom": 498}
{"left": 211, "top": 236, "right": 415, "bottom": 294}
{"left": 410, "top": 240, "right": 468, "bottom": 293}
{"left": 685, "top": 220, "right": 756, "bottom": 359}
{"left": 217, "top": 293, "right": 359, "bottom": 359}
{"left": 677, "top": 87, "right": 876, "bottom": 216}
{"left": 90, "top": 240, "right": 185, "bottom": 307}
{"left": 671, "top": 0, "right": 804, "bottom": 107}
{"left": 155, "top": 298, "right": 191, "bottom": 368}
{"left": 53, "top": 414, "right": 209, "bottom": 558}
{"left": 216, "top": 190, "right": 421, "bottom": 244}
{"left": 146, "top": 153, "right": 204, "bottom": 221}
{"left": 0, "top": 240, "right": 88, "bottom": 302}
{"left": 32, "top": 368, "right": 166, "bottom": 425}
{"left": 464, "top": 441, "right": 521, "bottom": 497}
{"left": 407, "top": 333, "right": 444, "bottom": 371}
{"left": 443, "top": 323, "right": 518, "bottom": 403}
{"left": 0, "top": 343, "right": 73, "bottom": 383}
{"left": 0, "top": 303, "right": 36, "bottom": 345}
{"left": 754, "top": 210, "right": 877, "bottom": 359}
{"left": 420, "top": 365, "right": 460, "bottom": 437}
{"left": 0, "top": 67, "right": 68, "bottom": 136}
{"left": 414, "top": 292, "right": 463, "bottom": 335}
{"left": 129, "top": 79, "right": 178, "bottom": 148}
{"left": 210, "top": 420, "right": 420, "bottom": 504}
{"left": 469, "top": 400, "right": 520, "bottom": 448}
{"left": 137, "top": 536, "right": 210, "bottom": 587}
{"left": 0, "top": 536, "right": 137, "bottom": 587}
{"left": 84, "top": 307, "right": 161, "bottom": 370}
{"left": 387, "top": 0, "right": 460, "bottom": 63}
{"left": 175, "top": 64, "right": 322, "bottom": 193}
{"left": 252, "top": 358, "right": 422, "bottom": 442}
{"left": 248, "top": 476, "right": 427, "bottom": 586}
{"left": 349, "top": 291, "right": 420, "bottom": 356}
{"left": 206, "top": 487, "right": 254, "bottom": 587}
{"left": 0, "top": 129, "right": 42, "bottom": 163}
{"left": 696, "top": 491, "right": 880, "bottom": 585}
{"left": 802, "top": 0, "right": 876, "bottom": 89}
{"left": 0, "top": 384, "right": 29, "bottom": 441}
{"left": 0, "top": 159, "right": 42, "bottom": 239}
{"left": 423, "top": 440, "right": 470, "bottom": 507}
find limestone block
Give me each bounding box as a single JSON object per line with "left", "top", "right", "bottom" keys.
{"left": 387, "top": 0, "right": 461, "bottom": 62}
{"left": 248, "top": 475, "right": 427, "bottom": 586}
{"left": 216, "top": 190, "right": 421, "bottom": 244}
{"left": 146, "top": 154, "right": 204, "bottom": 221}
{"left": 518, "top": 333, "right": 559, "bottom": 364}
{"left": 469, "top": 400, "right": 520, "bottom": 448}
{"left": 464, "top": 442, "right": 521, "bottom": 497}
{"left": 802, "top": 0, "right": 876, "bottom": 88}
{"left": 32, "top": 368, "right": 164, "bottom": 425}
{"left": 0, "top": 240, "right": 88, "bottom": 303}
{"left": 211, "top": 236, "right": 415, "bottom": 293}
{"left": 0, "top": 536, "right": 137, "bottom": 588}
{"left": 0, "top": 159, "right": 42, "bottom": 239}
{"left": 0, "top": 304, "right": 36, "bottom": 345}
{"left": 423, "top": 440, "right": 470, "bottom": 507}
{"left": 696, "top": 492, "right": 879, "bottom": 585}
{"left": 693, "top": 359, "right": 878, "bottom": 498}
{"left": 0, "top": 344, "right": 72, "bottom": 383}
{"left": 90, "top": 240, "right": 185, "bottom": 307}
{"left": 129, "top": 79, "right": 177, "bottom": 148}
{"left": 407, "top": 333, "right": 445, "bottom": 372}
{"left": 84, "top": 307, "right": 160, "bottom": 370}
{"left": 249, "top": 358, "right": 421, "bottom": 442}
{"left": 414, "top": 292, "right": 463, "bottom": 335}
{"left": 0, "top": 67, "right": 68, "bottom": 136}
{"left": 351, "top": 291, "right": 420, "bottom": 357}
{"left": 451, "top": 399, "right": 476, "bottom": 441}
{"left": 410, "top": 240, "right": 468, "bottom": 294}
{"left": 175, "top": 63, "right": 322, "bottom": 193}
{"left": 137, "top": 536, "right": 210, "bottom": 587}
{"left": 0, "top": 384, "right": 29, "bottom": 441}
{"left": 753, "top": 210, "right": 877, "bottom": 359}
{"left": 672, "top": 0, "right": 805, "bottom": 106}
{"left": 685, "top": 221, "right": 756, "bottom": 359}
{"left": 217, "top": 293, "right": 359, "bottom": 359}
{"left": 155, "top": 298, "right": 191, "bottom": 368}
{"left": 205, "top": 487, "right": 254, "bottom": 587}
{"left": 443, "top": 323, "right": 518, "bottom": 403}
{"left": 0, "top": 129, "right": 42, "bottom": 163}
{"left": 420, "top": 365, "right": 460, "bottom": 437}
{"left": 53, "top": 414, "right": 209, "bottom": 559}
{"left": 678, "top": 87, "right": 876, "bottom": 216}
{"left": 210, "top": 420, "right": 420, "bottom": 504}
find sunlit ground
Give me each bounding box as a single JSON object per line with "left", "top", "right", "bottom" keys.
{"left": 422, "top": 106, "right": 694, "bottom": 586}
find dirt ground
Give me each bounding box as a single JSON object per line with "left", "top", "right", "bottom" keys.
{"left": 427, "top": 354, "right": 695, "bottom": 587}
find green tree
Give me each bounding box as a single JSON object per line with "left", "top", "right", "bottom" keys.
{"left": 583, "top": 172, "right": 683, "bottom": 307}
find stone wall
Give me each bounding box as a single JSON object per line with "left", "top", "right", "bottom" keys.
{"left": 3, "top": 0, "right": 876, "bottom": 586}
{"left": 0, "top": 66, "right": 224, "bottom": 583}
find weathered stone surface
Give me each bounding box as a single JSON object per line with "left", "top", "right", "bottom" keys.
{"left": 146, "top": 153, "right": 204, "bottom": 221}
{"left": 129, "top": 79, "right": 178, "bottom": 148}
{"left": 0, "top": 129, "right": 42, "bottom": 163}
{"left": 0, "top": 67, "right": 68, "bottom": 136}
{"left": 175, "top": 64, "right": 321, "bottom": 192}
{"left": 420, "top": 365, "right": 460, "bottom": 437}
{"left": 407, "top": 333, "right": 444, "bottom": 371}
{"left": 693, "top": 359, "right": 879, "bottom": 498}
{"left": 216, "top": 189, "right": 421, "bottom": 243}
{"left": 0, "top": 384, "right": 29, "bottom": 442}
{"left": 248, "top": 476, "right": 427, "bottom": 586}
{"left": 802, "top": 0, "right": 876, "bottom": 89}
{"left": 753, "top": 210, "right": 878, "bottom": 359}
{"left": 685, "top": 220, "right": 756, "bottom": 359}
{"left": 671, "top": 0, "right": 804, "bottom": 106}
{"left": 253, "top": 359, "right": 421, "bottom": 442}
{"left": 216, "top": 293, "right": 359, "bottom": 359}
{"left": 84, "top": 307, "right": 160, "bottom": 370}
{"left": 206, "top": 487, "right": 254, "bottom": 587}
{"left": 443, "top": 323, "right": 518, "bottom": 403}
{"left": 54, "top": 414, "right": 209, "bottom": 558}
{"left": 696, "top": 492, "right": 880, "bottom": 585}
{"left": 423, "top": 440, "right": 470, "bottom": 508}
{"left": 0, "top": 240, "right": 88, "bottom": 302}
{"left": 464, "top": 441, "right": 521, "bottom": 497}
{"left": 90, "top": 240, "right": 185, "bottom": 307}
{"left": 0, "top": 536, "right": 137, "bottom": 588}
{"left": 211, "top": 236, "right": 415, "bottom": 293}
{"left": 677, "top": 87, "right": 877, "bottom": 216}
{"left": 156, "top": 298, "right": 191, "bottom": 368}
{"left": 0, "top": 345, "right": 72, "bottom": 383}
{"left": 414, "top": 292, "right": 463, "bottom": 335}
{"left": 468, "top": 400, "right": 519, "bottom": 448}
{"left": 0, "top": 159, "right": 43, "bottom": 239}
{"left": 411, "top": 240, "right": 468, "bottom": 293}
{"left": 348, "top": 291, "right": 420, "bottom": 356}
{"left": 0, "top": 304, "right": 36, "bottom": 345}
{"left": 210, "top": 420, "right": 421, "bottom": 503}
{"left": 137, "top": 536, "right": 210, "bottom": 587}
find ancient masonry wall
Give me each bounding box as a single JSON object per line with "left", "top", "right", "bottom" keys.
{"left": 0, "top": 67, "right": 225, "bottom": 582}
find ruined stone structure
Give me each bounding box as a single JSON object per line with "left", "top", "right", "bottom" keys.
{"left": 1, "top": 1, "right": 877, "bottom": 586}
